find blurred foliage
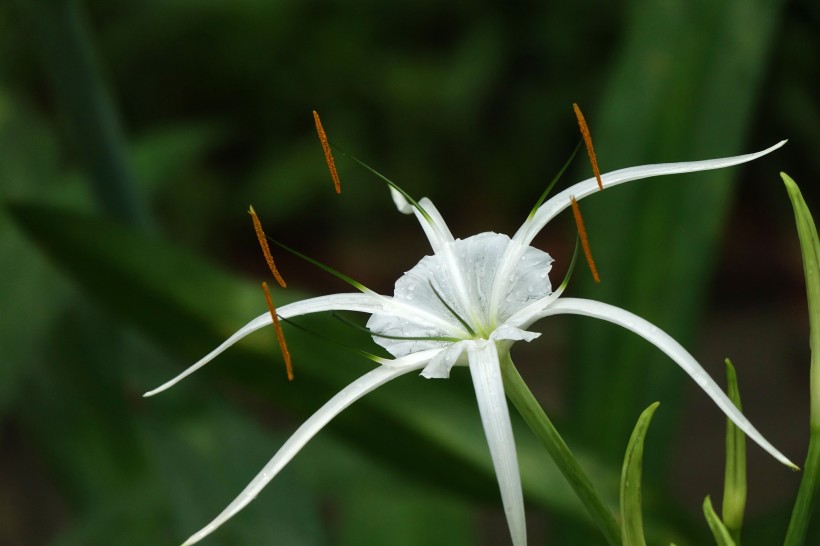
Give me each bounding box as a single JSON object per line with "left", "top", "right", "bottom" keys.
{"left": 0, "top": 0, "right": 818, "bottom": 545}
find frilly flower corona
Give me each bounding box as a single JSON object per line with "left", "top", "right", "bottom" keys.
{"left": 146, "top": 135, "right": 793, "bottom": 546}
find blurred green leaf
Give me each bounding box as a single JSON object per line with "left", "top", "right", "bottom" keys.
{"left": 722, "top": 359, "right": 746, "bottom": 544}
{"left": 0, "top": 92, "right": 74, "bottom": 413}
{"left": 704, "top": 496, "right": 736, "bottom": 546}
{"left": 620, "top": 401, "right": 659, "bottom": 546}
{"left": 337, "top": 476, "right": 474, "bottom": 546}
{"left": 141, "top": 405, "right": 326, "bottom": 546}
{"left": 783, "top": 173, "right": 820, "bottom": 546}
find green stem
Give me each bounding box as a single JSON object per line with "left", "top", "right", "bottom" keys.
{"left": 500, "top": 354, "right": 621, "bottom": 546}
{"left": 18, "top": 0, "right": 151, "bottom": 228}
{"left": 785, "top": 432, "right": 820, "bottom": 546}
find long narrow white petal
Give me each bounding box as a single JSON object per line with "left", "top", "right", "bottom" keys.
{"left": 538, "top": 297, "right": 796, "bottom": 469}
{"left": 390, "top": 186, "right": 414, "bottom": 214}
{"left": 468, "top": 342, "right": 527, "bottom": 546}
{"left": 144, "top": 293, "right": 385, "bottom": 397}
{"left": 519, "top": 141, "right": 786, "bottom": 246}
{"left": 182, "top": 357, "right": 431, "bottom": 546}
{"left": 501, "top": 274, "right": 571, "bottom": 330}
{"left": 405, "top": 197, "right": 478, "bottom": 326}
{"left": 408, "top": 196, "right": 455, "bottom": 254}
{"left": 489, "top": 142, "right": 786, "bottom": 320}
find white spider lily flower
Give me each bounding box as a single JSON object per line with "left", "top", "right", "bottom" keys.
{"left": 147, "top": 141, "right": 794, "bottom": 546}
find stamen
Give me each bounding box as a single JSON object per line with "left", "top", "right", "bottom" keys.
{"left": 262, "top": 281, "right": 293, "bottom": 381}
{"left": 572, "top": 103, "right": 603, "bottom": 191}
{"left": 570, "top": 196, "right": 600, "bottom": 283}
{"left": 313, "top": 110, "right": 341, "bottom": 193}
{"left": 249, "top": 206, "right": 286, "bottom": 288}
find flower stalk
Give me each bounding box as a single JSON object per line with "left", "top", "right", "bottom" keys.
{"left": 500, "top": 354, "right": 621, "bottom": 546}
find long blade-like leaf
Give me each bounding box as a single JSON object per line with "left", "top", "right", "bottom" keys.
{"left": 621, "top": 402, "right": 660, "bottom": 546}
{"left": 704, "top": 496, "right": 737, "bottom": 546}
{"left": 722, "top": 359, "right": 746, "bottom": 544}
{"left": 783, "top": 173, "right": 820, "bottom": 546}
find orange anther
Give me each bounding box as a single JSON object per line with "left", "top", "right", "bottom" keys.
{"left": 249, "top": 206, "right": 286, "bottom": 288}
{"left": 570, "top": 196, "right": 600, "bottom": 283}
{"left": 262, "top": 281, "right": 293, "bottom": 381}
{"left": 573, "top": 103, "right": 603, "bottom": 191}
{"left": 313, "top": 110, "right": 341, "bottom": 194}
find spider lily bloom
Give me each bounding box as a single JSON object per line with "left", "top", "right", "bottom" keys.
{"left": 146, "top": 141, "right": 795, "bottom": 546}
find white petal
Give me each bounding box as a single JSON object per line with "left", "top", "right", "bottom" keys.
{"left": 144, "top": 293, "right": 385, "bottom": 397}
{"left": 491, "top": 324, "right": 540, "bottom": 343}
{"left": 405, "top": 196, "right": 455, "bottom": 254}
{"left": 419, "top": 197, "right": 455, "bottom": 244}
{"left": 540, "top": 297, "right": 796, "bottom": 469}
{"left": 468, "top": 341, "right": 527, "bottom": 546}
{"left": 390, "top": 186, "right": 414, "bottom": 214}
{"left": 421, "top": 342, "right": 467, "bottom": 378}
{"left": 368, "top": 233, "right": 553, "bottom": 358}
{"left": 489, "top": 142, "right": 786, "bottom": 317}
{"left": 518, "top": 141, "right": 787, "bottom": 247}
{"left": 181, "top": 358, "right": 429, "bottom": 546}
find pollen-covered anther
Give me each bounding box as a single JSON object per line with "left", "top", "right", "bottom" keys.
{"left": 572, "top": 103, "right": 603, "bottom": 191}
{"left": 262, "top": 281, "right": 294, "bottom": 381}
{"left": 249, "top": 205, "right": 286, "bottom": 288}
{"left": 313, "top": 110, "right": 341, "bottom": 194}
{"left": 570, "top": 195, "right": 600, "bottom": 283}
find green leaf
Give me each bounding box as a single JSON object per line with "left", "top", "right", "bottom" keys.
{"left": 722, "top": 359, "right": 746, "bottom": 544}
{"left": 620, "top": 402, "right": 660, "bottom": 546}
{"left": 783, "top": 173, "right": 820, "bottom": 546}
{"left": 703, "top": 496, "right": 737, "bottom": 546}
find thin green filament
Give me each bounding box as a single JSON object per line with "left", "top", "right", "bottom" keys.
{"left": 428, "top": 280, "right": 477, "bottom": 337}
{"left": 529, "top": 140, "right": 582, "bottom": 220}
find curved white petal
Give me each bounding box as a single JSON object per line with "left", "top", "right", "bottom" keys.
{"left": 144, "top": 293, "right": 385, "bottom": 397}
{"left": 421, "top": 342, "right": 467, "bottom": 378}
{"left": 539, "top": 297, "right": 796, "bottom": 469}
{"left": 468, "top": 341, "right": 527, "bottom": 546}
{"left": 518, "top": 141, "right": 786, "bottom": 247}
{"left": 490, "top": 324, "right": 540, "bottom": 343}
{"left": 419, "top": 197, "right": 455, "bottom": 244}
{"left": 390, "top": 186, "right": 414, "bottom": 214}
{"left": 181, "top": 357, "right": 430, "bottom": 546}
{"left": 492, "top": 265, "right": 568, "bottom": 329}
{"left": 404, "top": 196, "right": 455, "bottom": 254}
{"left": 489, "top": 142, "right": 786, "bottom": 317}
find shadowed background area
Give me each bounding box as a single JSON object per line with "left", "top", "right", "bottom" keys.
{"left": 0, "top": 0, "right": 818, "bottom": 544}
